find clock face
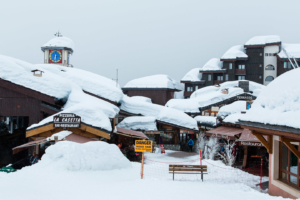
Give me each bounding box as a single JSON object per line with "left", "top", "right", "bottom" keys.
{"left": 49, "top": 50, "right": 62, "bottom": 63}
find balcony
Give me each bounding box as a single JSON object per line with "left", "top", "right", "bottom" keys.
{"left": 184, "top": 91, "right": 193, "bottom": 97}
{"left": 235, "top": 69, "right": 246, "bottom": 75}
{"left": 214, "top": 80, "right": 223, "bottom": 85}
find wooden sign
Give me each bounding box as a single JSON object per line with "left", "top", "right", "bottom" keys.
{"left": 53, "top": 113, "right": 81, "bottom": 128}
{"left": 145, "top": 131, "right": 164, "bottom": 134}
{"left": 160, "top": 144, "right": 165, "bottom": 154}
{"left": 135, "top": 140, "right": 152, "bottom": 152}
{"left": 180, "top": 129, "right": 194, "bottom": 134}
{"left": 239, "top": 141, "right": 263, "bottom": 147}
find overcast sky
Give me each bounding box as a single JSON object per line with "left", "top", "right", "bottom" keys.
{"left": 0, "top": 0, "right": 299, "bottom": 86}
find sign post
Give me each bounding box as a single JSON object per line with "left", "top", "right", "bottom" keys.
{"left": 135, "top": 140, "right": 152, "bottom": 179}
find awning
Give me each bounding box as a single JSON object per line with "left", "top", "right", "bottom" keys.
{"left": 116, "top": 127, "right": 148, "bottom": 139}
{"left": 239, "top": 129, "right": 267, "bottom": 147}
{"left": 206, "top": 126, "right": 243, "bottom": 140}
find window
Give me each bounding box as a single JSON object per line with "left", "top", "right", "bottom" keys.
{"left": 229, "top": 63, "right": 232, "bottom": 69}
{"left": 195, "top": 85, "right": 198, "bottom": 90}
{"left": 238, "top": 76, "right": 245, "bottom": 80}
{"left": 288, "top": 62, "right": 292, "bottom": 69}
{"left": 260, "top": 53, "right": 263, "bottom": 56}
{"left": 284, "top": 62, "right": 287, "bottom": 69}
{"left": 265, "top": 76, "right": 274, "bottom": 82}
{"left": 217, "top": 76, "right": 223, "bottom": 81}
{"left": 265, "top": 53, "right": 268, "bottom": 56}
{"left": 190, "top": 87, "right": 193, "bottom": 92}
{"left": 265, "top": 65, "right": 275, "bottom": 70}
{"left": 238, "top": 65, "right": 245, "bottom": 69}
{"left": 225, "top": 74, "right": 229, "bottom": 81}
{"left": 208, "top": 75, "right": 211, "bottom": 81}
{"left": 280, "top": 142, "right": 299, "bottom": 187}
{"left": 187, "top": 87, "right": 190, "bottom": 91}
{"left": 259, "top": 64, "right": 262, "bottom": 67}
{"left": 259, "top": 76, "right": 262, "bottom": 79}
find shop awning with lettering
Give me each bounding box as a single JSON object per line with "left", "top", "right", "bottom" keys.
{"left": 206, "top": 126, "right": 243, "bottom": 140}
{"left": 238, "top": 129, "right": 267, "bottom": 147}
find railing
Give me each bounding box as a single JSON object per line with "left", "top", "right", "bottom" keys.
{"left": 214, "top": 80, "right": 223, "bottom": 85}
{"left": 184, "top": 91, "right": 193, "bottom": 97}
{"left": 235, "top": 69, "right": 246, "bottom": 75}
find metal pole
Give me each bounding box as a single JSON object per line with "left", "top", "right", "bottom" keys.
{"left": 141, "top": 152, "right": 144, "bottom": 179}
{"left": 260, "top": 158, "right": 263, "bottom": 189}
{"left": 200, "top": 150, "right": 203, "bottom": 181}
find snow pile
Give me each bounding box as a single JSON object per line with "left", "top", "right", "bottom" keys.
{"left": 240, "top": 68, "right": 300, "bottom": 129}
{"left": 278, "top": 43, "right": 300, "bottom": 59}
{"left": 181, "top": 68, "right": 202, "bottom": 82}
{"left": 0, "top": 55, "right": 72, "bottom": 99}
{"left": 221, "top": 45, "right": 248, "bottom": 60}
{"left": 223, "top": 113, "right": 245, "bottom": 124}
{"left": 37, "top": 141, "right": 131, "bottom": 171}
{"left": 217, "top": 101, "right": 246, "bottom": 119}
{"left": 245, "top": 35, "right": 281, "bottom": 46}
{"left": 131, "top": 96, "right": 152, "bottom": 103}
{"left": 200, "top": 58, "right": 224, "bottom": 71}
{"left": 47, "top": 130, "right": 72, "bottom": 141}
{"left": 123, "top": 74, "right": 183, "bottom": 90}
{"left": 174, "top": 90, "right": 184, "bottom": 99}
{"left": 117, "top": 116, "right": 157, "bottom": 131}
{"left": 42, "top": 36, "right": 75, "bottom": 51}
{"left": 194, "top": 116, "right": 216, "bottom": 127}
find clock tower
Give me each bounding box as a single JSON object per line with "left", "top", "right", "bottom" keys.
{"left": 41, "top": 32, "right": 75, "bottom": 67}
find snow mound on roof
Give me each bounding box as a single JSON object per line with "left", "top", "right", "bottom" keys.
{"left": 123, "top": 74, "right": 183, "bottom": 90}
{"left": 201, "top": 58, "right": 223, "bottom": 71}
{"left": 224, "top": 113, "right": 244, "bottom": 124}
{"left": 0, "top": 55, "right": 72, "bottom": 99}
{"left": 221, "top": 45, "right": 248, "bottom": 60}
{"left": 37, "top": 64, "right": 123, "bottom": 103}
{"left": 278, "top": 43, "right": 300, "bottom": 59}
{"left": 245, "top": 35, "right": 280, "bottom": 46}
{"left": 37, "top": 141, "right": 131, "bottom": 171}
{"left": 117, "top": 116, "right": 157, "bottom": 131}
{"left": 240, "top": 68, "right": 300, "bottom": 129}
{"left": 47, "top": 131, "right": 72, "bottom": 141}
{"left": 42, "top": 37, "right": 75, "bottom": 51}
{"left": 181, "top": 68, "right": 202, "bottom": 82}
{"left": 217, "top": 101, "right": 246, "bottom": 119}
{"left": 131, "top": 96, "right": 152, "bottom": 103}
{"left": 194, "top": 116, "right": 216, "bottom": 127}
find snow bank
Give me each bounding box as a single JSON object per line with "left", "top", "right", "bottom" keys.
{"left": 37, "top": 141, "right": 131, "bottom": 171}
{"left": 278, "top": 43, "right": 300, "bottom": 59}
{"left": 240, "top": 68, "right": 300, "bottom": 129}
{"left": 117, "top": 116, "right": 157, "bottom": 131}
{"left": 194, "top": 116, "right": 216, "bottom": 127}
{"left": 245, "top": 35, "right": 281, "bottom": 46}
{"left": 181, "top": 68, "right": 202, "bottom": 82}
{"left": 123, "top": 74, "right": 183, "bottom": 90}
{"left": 47, "top": 130, "right": 72, "bottom": 141}
{"left": 200, "top": 58, "right": 224, "bottom": 71}
{"left": 217, "top": 101, "right": 246, "bottom": 119}
{"left": 131, "top": 96, "right": 152, "bottom": 103}
{"left": 42, "top": 36, "right": 75, "bottom": 51}
{"left": 221, "top": 45, "right": 248, "bottom": 60}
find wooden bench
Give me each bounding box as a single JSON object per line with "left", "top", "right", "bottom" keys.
{"left": 169, "top": 165, "right": 207, "bottom": 181}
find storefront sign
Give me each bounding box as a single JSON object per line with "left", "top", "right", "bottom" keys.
{"left": 237, "top": 95, "right": 254, "bottom": 100}
{"left": 180, "top": 129, "right": 194, "bottom": 134}
{"left": 135, "top": 140, "right": 153, "bottom": 152}
{"left": 53, "top": 113, "right": 81, "bottom": 128}
{"left": 160, "top": 144, "right": 165, "bottom": 154}
{"left": 145, "top": 131, "right": 164, "bottom": 134}
{"left": 240, "top": 141, "right": 263, "bottom": 147}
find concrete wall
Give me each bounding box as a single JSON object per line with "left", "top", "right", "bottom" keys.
{"left": 263, "top": 46, "right": 279, "bottom": 85}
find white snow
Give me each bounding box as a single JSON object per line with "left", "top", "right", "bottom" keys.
{"left": 200, "top": 58, "right": 224, "bottom": 71}
{"left": 221, "top": 45, "right": 248, "bottom": 60}
{"left": 47, "top": 130, "right": 72, "bottom": 141}
{"left": 123, "top": 74, "right": 183, "bottom": 90}
{"left": 181, "top": 68, "right": 202, "bottom": 82}
{"left": 278, "top": 43, "right": 300, "bottom": 59}
{"left": 223, "top": 113, "right": 245, "bottom": 124}
{"left": 117, "top": 116, "right": 157, "bottom": 131}
{"left": 194, "top": 116, "right": 216, "bottom": 127}
{"left": 174, "top": 90, "right": 184, "bottom": 99}
{"left": 245, "top": 35, "right": 281, "bottom": 46}
{"left": 240, "top": 68, "right": 300, "bottom": 129}
{"left": 217, "top": 101, "right": 246, "bottom": 119}
{"left": 131, "top": 96, "right": 152, "bottom": 103}
{"left": 42, "top": 36, "right": 75, "bottom": 51}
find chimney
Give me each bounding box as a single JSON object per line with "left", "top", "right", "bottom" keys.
{"left": 238, "top": 81, "right": 249, "bottom": 92}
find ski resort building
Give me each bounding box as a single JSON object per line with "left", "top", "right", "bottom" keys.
{"left": 182, "top": 35, "right": 300, "bottom": 98}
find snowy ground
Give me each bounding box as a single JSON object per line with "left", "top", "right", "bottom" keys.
{"left": 0, "top": 147, "right": 290, "bottom": 200}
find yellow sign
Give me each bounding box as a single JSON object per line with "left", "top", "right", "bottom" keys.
{"left": 135, "top": 140, "right": 153, "bottom": 152}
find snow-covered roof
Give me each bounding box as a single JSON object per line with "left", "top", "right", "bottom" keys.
{"left": 130, "top": 96, "right": 152, "bottom": 103}
{"left": 37, "top": 64, "right": 123, "bottom": 103}
{"left": 200, "top": 58, "right": 224, "bottom": 72}
{"left": 223, "top": 113, "right": 244, "bottom": 124}
{"left": 221, "top": 45, "right": 248, "bottom": 60}
{"left": 120, "top": 96, "right": 198, "bottom": 131}
{"left": 217, "top": 101, "right": 246, "bottom": 119}
{"left": 244, "top": 35, "right": 281, "bottom": 47}
{"left": 240, "top": 68, "right": 300, "bottom": 129}
{"left": 194, "top": 116, "right": 216, "bottom": 127}
{"left": 181, "top": 68, "right": 202, "bottom": 82}
{"left": 42, "top": 37, "right": 75, "bottom": 52}
{"left": 117, "top": 116, "right": 157, "bottom": 131}
{"left": 278, "top": 43, "right": 300, "bottom": 59}
{"left": 166, "top": 80, "right": 264, "bottom": 113}
{"left": 123, "top": 74, "right": 183, "bottom": 91}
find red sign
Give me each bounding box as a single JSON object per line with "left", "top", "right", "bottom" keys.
{"left": 160, "top": 144, "right": 165, "bottom": 154}
{"left": 49, "top": 50, "right": 63, "bottom": 63}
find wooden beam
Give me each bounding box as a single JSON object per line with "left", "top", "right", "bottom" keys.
{"left": 280, "top": 137, "right": 300, "bottom": 161}
{"left": 26, "top": 124, "right": 54, "bottom": 138}
{"left": 251, "top": 131, "right": 272, "bottom": 154}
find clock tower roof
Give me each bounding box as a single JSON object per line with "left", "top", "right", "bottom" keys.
{"left": 41, "top": 36, "right": 75, "bottom": 53}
